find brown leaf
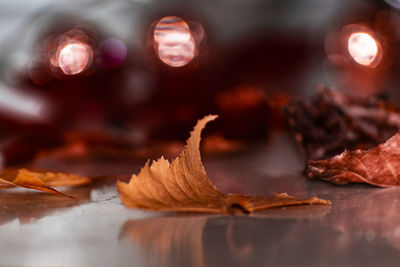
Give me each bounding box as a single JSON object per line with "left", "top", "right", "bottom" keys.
{"left": 307, "top": 132, "right": 400, "bottom": 187}
{"left": 284, "top": 87, "right": 400, "bottom": 161}
{"left": 117, "top": 115, "right": 330, "bottom": 213}
{"left": 0, "top": 168, "right": 92, "bottom": 197}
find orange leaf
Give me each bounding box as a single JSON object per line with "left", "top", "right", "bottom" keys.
{"left": 0, "top": 168, "right": 92, "bottom": 197}
{"left": 117, "top": 115, "right": 330, "bottom": 214}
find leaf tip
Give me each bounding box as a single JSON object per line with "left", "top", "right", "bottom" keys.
{"left": 203, "top": 114, "right": 218, "bottom": 123}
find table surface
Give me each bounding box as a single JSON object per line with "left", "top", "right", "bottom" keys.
{"left": 1, "top": 134, "right": 399, "bottom": 267}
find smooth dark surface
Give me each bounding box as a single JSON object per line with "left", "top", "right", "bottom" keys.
{"left": 1, "top": 134, "right": 399, "bottom": 267}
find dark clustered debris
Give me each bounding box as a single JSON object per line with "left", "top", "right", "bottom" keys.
{"left": 284, "top": 87, "right": 400, "bottom": 161}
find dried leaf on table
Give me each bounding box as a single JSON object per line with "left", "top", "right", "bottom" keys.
{"left": 307, "top": 132, "right": 400, "bottom": 187}
{"left": 284, "top": 87, "right": 400, "bottom": 161}
{"left": 117, "top": 115, "right": 330, "bottom": 214}
{"left": 0, "top": 168, "right": 92, "bottom": 197}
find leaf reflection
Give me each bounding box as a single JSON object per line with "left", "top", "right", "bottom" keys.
{"left": 0, "top": 187, "right": 90, "bottom": 225}
{"left": 119, "top": 206, "right": 331, "bottom": 267}
{"left": 332, "top": 187, "right": 400, "bottom": 251}
{"left": 0, "top": 176, "right": 111, "bottom": 226}
{"left": 120, "top": 215, "right": 210, "bottom": 267}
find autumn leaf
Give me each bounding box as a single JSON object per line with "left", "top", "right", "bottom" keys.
{"left": 307, "top": 131, "right": 400, "bottom": 187}
{"left": 284, "top": 87, "right": 400, "bottom": 161}
{"left": 0, "top": 168, "right": 92, "bottom": 197}
{"left": 117, "top": 115, "right": 330, "bottom": 213}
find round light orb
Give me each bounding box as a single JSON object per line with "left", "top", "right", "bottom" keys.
{"left": 153, "top": 16, "right": 196, "bottom": 67}
{"left": 58, "top": 42, "right": 92, "bottom": 75}
{"left": 99, "top": 38, "right": 127, "bottom": 69}
{"left": 347, "top": 32, "right": 379, "bottom": 67}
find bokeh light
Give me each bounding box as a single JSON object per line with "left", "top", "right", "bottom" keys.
{"left": 57, "top": 42, "right": 93, "bottom": 75}
{"left": 99, "top": 38, "right": 127, "bottom": 69}
{"left": 0, "top": 86, "right": 51, "bottom": 123}
{"left": 47, "top": 29, "right": 96, "bottom": 77}
{"left": 347, "top": 32, "right": 379, "bottom": 67}
{"left": 324, "top": 25, "right": 386, "bottom": 95}
{"left": 153, "top": 16, "right": 196, "bottom": 67}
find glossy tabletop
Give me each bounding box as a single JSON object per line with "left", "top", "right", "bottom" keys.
{"left": 1, "top": 134, "right": 399, "bottom": 267}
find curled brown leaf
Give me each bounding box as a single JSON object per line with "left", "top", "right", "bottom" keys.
{"left": 307, "top": 132, "right": 400, "bottom": 187}
{"left": 117, "top": 115, "right": 330, "bottom": 213}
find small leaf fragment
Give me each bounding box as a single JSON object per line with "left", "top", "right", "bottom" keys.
{"left": 117, "top": 115, "right": 330, "bottom": 214}
{"left": 0, "top": 178, "right": 16, "bottom": 188}
{"left": 0, "top": 168, "right": 92, "bottom": 197}
{"left": 307, "top": 132, "right": 400, "bottom": 187}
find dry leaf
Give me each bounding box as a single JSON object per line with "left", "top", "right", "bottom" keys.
{"left": 0, "top": 168, "right": 92, "bottom": 197}
{"left": 117, "top": 115, "right": 330, "bottom": 213}
{"left": 284, "top": 87, "right": 400, "bottom": 161}
{"left": 307, "top": 132, "right": 400, "bottom": 187}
